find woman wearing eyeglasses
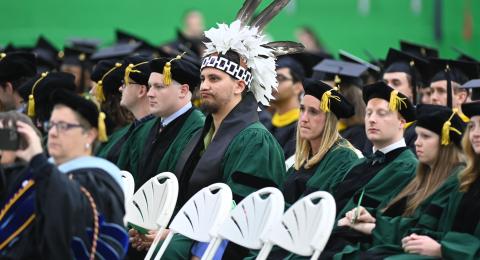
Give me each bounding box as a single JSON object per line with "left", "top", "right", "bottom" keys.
{"left": 0, "top": 89, "right": 128, "bottom": 259}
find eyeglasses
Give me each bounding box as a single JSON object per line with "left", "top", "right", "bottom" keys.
{"left": 46, "top": 121, "right": 84, "bottom": 133}
{"left": 120, "top": 80, "right": 142, "bottom": 89}
{"left": 276, "top": 74, "right": 293, "bottom": 83}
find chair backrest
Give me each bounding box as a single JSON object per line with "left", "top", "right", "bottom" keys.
{"left": 263, "top": 191, "right": 336, "bottom": 256}
{"left": 125, "top": 172, "right": 178, "bottom": 232}
{"left": 169, "top": 183, "right": 232, "bottom": 242}
{"left": 120, "top": 170, "right": 135, "bottom": 203}
{"left": 285, "top": 155, "right": 295, "bottom": 170}
{"left": 217, "top": 187, "right": 284, "bottom": 250}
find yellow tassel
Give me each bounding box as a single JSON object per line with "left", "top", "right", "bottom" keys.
{"left": 441, "top": 120, "right": 451, "bottom": 146}
{"left": 320, "top": 90, "right": 341, "bottom": 113}
{"left": 163, "top": 62, "right": 172, "bottom": 86}
{"left": 124, "top": 64, "right": 135, "bottom": 86}
{"left": 0, "top": 53, "right": 6, "bottom": 61}
{"left": 27, "top": 95, "right": 35, "bottom": 117}
{"left": 96, "top": 81, "right": 106, "bottom": 103}
{"left": 98, "top": 112, "right": 108, "bottom": 142}
{"left": 389, "top": 90, "right": 407, "bottom": 111}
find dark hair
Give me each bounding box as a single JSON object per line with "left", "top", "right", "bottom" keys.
{"left": 100, "top": 93, "right": 134, "bottom": 133}
{"left": 0, "top": 76, "right": 32, "bottom": 91}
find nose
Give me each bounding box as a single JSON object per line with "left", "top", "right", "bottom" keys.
{"left": 147, "top": 86, "right": 154, "bottom": 98}
{"left": 199, "top": 81, "right": 209, "bottom": 91}
{"left": 300, "top": 110, "right": 308, "bottom": 122}
{"left": 414, "top": 136, "right": 421, "bottom": 147}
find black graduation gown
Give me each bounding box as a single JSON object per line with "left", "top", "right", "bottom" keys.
{"left": 0, "top": 154, "right": 127, "bottom": 260}
{"left": 340, "top": 124, "right": 368, "bottom": 152}
{"left": 267, "top": 121, "right": 297, "bottom": 159}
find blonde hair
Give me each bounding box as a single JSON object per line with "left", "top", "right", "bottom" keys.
{"left": 294, "top": 111, "right": 341, "bottom": 170}
{"left": 384, "top": 142, "right": 463, "bottom": 216}
{"left": 339, "top": 83, "right": 365, "bottom": 127}
{"left": 459, "top": 126, "right": 480, "bottom": 192}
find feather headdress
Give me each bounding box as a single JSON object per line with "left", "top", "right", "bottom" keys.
{"left": 201, "top": 0, "right": 304, "bottom": 106}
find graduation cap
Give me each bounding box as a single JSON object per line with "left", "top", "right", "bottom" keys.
{"left": 416, "top": 104, "right": 466, "bottom": 146}
{"left": 312, "top": 59, "right": 368, "bottom": 88}
{"left": 400, "top": 40, "right": 439, "bottom": 59}
{"left": 116, "top": 29, "right": 145, "bottom": 45}
{"left": 60, "top": 47, "right": 93, "bottom": 66}
{"left": 50, "top": 88, "right": 108, "bottom": 142}
{"left": 459, "top": 79, "right": 480, "bottom": 101}
{"left": 383, "top": 48, "right": 432, "bottom": 104}
{"left": 303, "top": 78, "right": 354, "bottom": 118}
{"left": 90, "top": 42, "right": 141, "bottom": 62}
{"left": 362, "top": 81, "right": 415, "bottom": 122}
{"left": 462, "top": 101, "right": 480, "bottom": 118}
{"left": 90, "top": 60, "right": 125, "bottom": 102}
{"left": 67, "top": 38, "right": 101, "bottom": 53}
{"left": 452, "top": 47, "right": 478, "bottom": 63}
{"left": 18, "top": 71, "right": 76, "bottom": 121}
{"left": 0, "top": 51, "right": 37, "bottom": 83}
{"left": 276, "top": 56, "right": 305, "bottom": 82}
{"left": 429, "top": 58, "right": 480, "bottom": 108}
{"left": 33, "top": 36, "right": 59, "bottom": 72}
{"left": 339, "top": 49, "right": 381, "bottom": 83}
{"left": 149, "top": 54, "right": 200, "bottom": 92}
{"left": 290, "top": 51, "right": 332, "bottom": 78}
{"left": 123, "top": 55, "right": 151, "bottom": 86}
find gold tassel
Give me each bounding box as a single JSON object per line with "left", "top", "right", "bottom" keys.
{"left": 320, "top": 90, "right": 341, "bottom": 113}
{"left": 163, "top": 62, "right": 172, "bottom": 86}
{"left": 27, "top": 95, "right": 35, "bottom": 117}
{"left": 441, "top": 109, "right": 462, "bottom": 146}
{"left": 96, "top": 81, "right": 106, "bottom": 103}
{"left": 389, "top": 90, "right": 407, "bottom": 111}
{"left": 124, "top": 64, "right": 135, "bottom": 86}
{"left": 27, "top": 72, "right": 48, "bottom": 118}
{"left": 0, "top": 53, "right": 6, "bottom": 61}
{"left": 163, "top": 53, "right": 186, "bottom": 86}
{"left": 334, "top": 75, "right": 341, "bottom": 89}
{"left": 98, "top": 112, "right": 108, "bottom": 142}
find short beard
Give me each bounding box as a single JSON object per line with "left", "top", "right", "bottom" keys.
{"left": 200, "top": 101, "right": 219, "bottom": 114}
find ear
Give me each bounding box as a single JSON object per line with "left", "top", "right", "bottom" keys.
{"left": 399, "top": 117, "right": 406, "bottom": 129}
{"left": 178, "top": 84, "right": 190, "bottom": 98}
{"left": 85, "top": 128, "right": 98, "bottom": 145}
{"left": 234, "top": 80, "right": 247, "bottom": 95}
{"left": 4, "top": 82, "right": 14, "bottom": 94}
{"left": 138, "top": 85, "right": 148, "bottom": 98}
{"left": 456, "top": 90, "right": 468, "bottom": 104}
{"left": 293, "top": 81, "right": 303, "bottom": 95}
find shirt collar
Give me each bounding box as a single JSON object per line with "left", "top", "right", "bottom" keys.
{"left": 134, "top": 114, "right": 154, "bottom": 127}
{"left": 373, "top": 138, "right": 406, "bottom": 154}
{"left": 161, "top": 102, "right": 192, "bottom": 127}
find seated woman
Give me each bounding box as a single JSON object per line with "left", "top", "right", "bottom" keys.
{"left": 332, "top": 104, "right": 466, "bottom": 259}
{"left": 390, "top": 101, "right": 480, "bottom": 259}
{"left": 0, "top": 89, "right": 128, "bottom": 259}
{"left": 283, "top": 78, "right": 360, "bottom": 206}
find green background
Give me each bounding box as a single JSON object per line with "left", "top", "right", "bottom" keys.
{"left": 1, "top": 0, "right": 479, "bottom": 60}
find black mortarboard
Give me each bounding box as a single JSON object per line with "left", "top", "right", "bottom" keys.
{"left": 460, "top": 79, "right": 480, "bottom": 101}
{"left": 339, "top": 49, "right": 381, "bottom": 83}
{"left": 149, "top": 56, "right": 200, "bottom": 92}
{"left": 33, "top": 36, "right": 59, "bottom": 72}
{"left": 362, "top": 81, "right": 415, "bottom": 122}
{"left": 303, "top": 78, "right": 354, "bottom": 119}
{"left": 0, "top": 51, "right": 37, "bottom": 83}
{"left": 123, "top": 55, "right": 151, "bottom": 86}
{"left": 67, "top": 38, "right": 101, "bottom": 53}
{"left": 384, "top": 48, "right": 432, "bottom": 104}
{"left": 290, "top": 51, "right": 332, "bottom": 78}
{"left": 276, "top": 56, "right": 305, "bottom": 82}
{"left": 60, "top": 47, "right": 93, "bottom": 66}
{"left": 429, "top": 58, "right": 480, "bottom": 108}
{"left": 462, "top": 101, "right": 480, "bottom": 118}
{"left": 416, "top": 104, "right": 465, "bottom": 147}
{"left": 400, "top": 40, "right": 439, "bottom": 59}
{"left": 452, "top": 47, "right": 479, "bottom": 63}
{"left": 90, "top": 42, "right": 141, "bottom": 62}
{"left": 50, "top": 88, "right": 108, "bottom": 142}
{"left": 90, "top": 60, "right": 125, "bottom": 102}
{"left": 18, "top": 72, "right": 76, "bottom": 121}
{"left": 312, "top": 59, "right": 368, "bottom": 87}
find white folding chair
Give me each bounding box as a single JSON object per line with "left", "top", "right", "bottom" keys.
{"left": 201, "top": 187, "right": 285, "bottom": 260}
{"left": 126, "top": 172, "right": 178, "bottom": 236}
{"left": 285, "top": 155, "right": 295, "bottom": 170}
{"left": 256, "top": 191, "right": 336, "bottom": 260}
{"left": 120, "top": 170, "right": 135, "bottom": 203}
{"left": 151, "top": 183, "right": 232, "bottom": 260}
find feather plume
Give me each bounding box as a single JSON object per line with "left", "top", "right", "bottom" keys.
{"left": 262, "top": 41, "right": 305, "bottom": 56}
{"left": 250, "top": 0, "right": 291, "bottom": 31}
{"left": 235, "top": 0, "right": 263, "bottom": 26}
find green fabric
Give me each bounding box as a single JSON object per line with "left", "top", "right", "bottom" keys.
{"left": 95, "top": 124, "right": 131, "bottom": 161}
{"left": 336, "top": 149, "right": 418, "bottom": 220}
{"left": 153, "top": 233, "right": 194, "bottom": 260}
{"left": 115, "top": 117, "right": 155, "bottom": 178}
{"left": 333, "top": 165, "right": 463, "bottom": 260}
{"left": 222, "top": 121, "right": 287, "bottom": 200}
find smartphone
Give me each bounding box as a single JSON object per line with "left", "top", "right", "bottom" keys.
{"left": 0, "top": 128, "right": 20, "bottom": 150}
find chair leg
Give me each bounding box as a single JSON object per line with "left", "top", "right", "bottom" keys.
{"left": 310, "top": 250, "right": 320, "bottom": 260}
{"left": 201, "top": 237, "right": 222, "bottom": 260}
{"left": 151, "top": 231, "right": 174, "bottom": 260}
{"left": 256, "top": 242, "right": 273, "bottom": 260}
{"left": 144, "top": 226, "right": 166, "bottom": 260}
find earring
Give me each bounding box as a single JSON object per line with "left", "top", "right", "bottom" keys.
{"left": 85, "top": 143, "right": 91, "bottom": 149}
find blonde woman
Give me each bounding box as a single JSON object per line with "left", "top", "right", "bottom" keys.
{"left": 283, "top": 78, "right": 359, "bottom": 205}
